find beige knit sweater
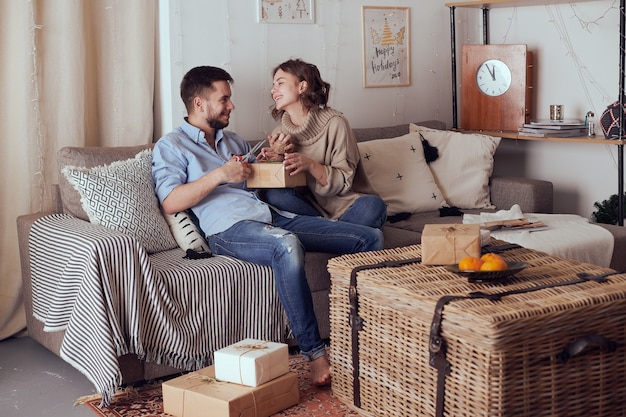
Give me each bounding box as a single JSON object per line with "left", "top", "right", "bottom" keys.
{"left": 272, "top": 107, "right": 378, "bottom": 219}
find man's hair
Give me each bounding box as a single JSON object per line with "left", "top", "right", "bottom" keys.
{"left": 271, "top": 59, "right": 330, "bottom": 120}
{"left": 180, "top": 66, "right": 234, "bottom": 113}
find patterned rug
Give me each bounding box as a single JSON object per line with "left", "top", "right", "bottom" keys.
{"left": 81, "top": 355, "right": 361, "bottom": 417}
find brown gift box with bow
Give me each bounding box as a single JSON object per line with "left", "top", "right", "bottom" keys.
{"left": 421, "top": 223, "right": 481, "bottom": 265}
{"left": 162, "top": 365, "right": 299, "bottom": 417}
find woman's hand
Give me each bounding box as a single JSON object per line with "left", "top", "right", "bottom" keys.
{"left": 268, "top": 133, "right": 294, "bottom": 153}
{"left": 284, "top": 152, "right": 327, "bottom": 185}
{"left": 283, "top": 152, "right": 314, "bottom": 174}
{"left": 260, "top": 133, "right": 294, "bottom": 161}
{"left": 258, "top": 146, "right": 282, "bottom": 162}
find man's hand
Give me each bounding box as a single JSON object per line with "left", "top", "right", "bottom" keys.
{"left": 161, "top": 154, "right": 252, "bottom": 215}
{"left": 221, "top": 157, "right": 252, "bottom": 183}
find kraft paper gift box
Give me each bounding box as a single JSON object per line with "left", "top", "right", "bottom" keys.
{"left": 162, "top": 365, "right": 299, "bottom": 417}
{"left": 247, "top": 162, "right": 306, "bottom": 188}
{"left": 214, "top": 338, "right": 289, "bottom": 387}
{"left": 421, "top": 223, "right": 481, "bottom": 265}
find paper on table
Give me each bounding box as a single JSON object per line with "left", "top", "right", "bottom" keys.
{"left": 482, "top": 218, "right": 549, "bottom": 232}
{"left": 464, "top": 204, "right": 547, "bottom": 233}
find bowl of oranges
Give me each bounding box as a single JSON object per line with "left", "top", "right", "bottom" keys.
{"left": 445, "top": 253, "right": 529, "bottom": 283}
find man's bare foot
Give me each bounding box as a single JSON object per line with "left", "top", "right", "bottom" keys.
{"left": 310, "top": 355, "right": 331, "bottom": 387}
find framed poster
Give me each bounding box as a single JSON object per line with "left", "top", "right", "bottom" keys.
{"left": 258, "top": 0, "right": 315, "bottom": 24}
{"left": 362, "top": 6, "right": 410, "bottom": 88}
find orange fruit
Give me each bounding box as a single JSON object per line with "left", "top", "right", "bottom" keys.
{"left": 480, "top": 258, "right": 508, "bottom": 271}
{"left": 480, "top": 253, "right": 504, "bottom": 263}
{"left": 458, "top": 256, "right": 483, "bottom": 271}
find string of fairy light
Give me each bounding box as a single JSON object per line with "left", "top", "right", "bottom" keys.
{"left": 454, "top": 0, "right": 621, "bottom": 180}
{"left": 545, "top": 2, "right": 619, "bottom": 166}
{"left": 456, "top": 1, "right": 618, "bottom": 122}
{"left": 29, "top": 0, "right": 45, "bottom": 212}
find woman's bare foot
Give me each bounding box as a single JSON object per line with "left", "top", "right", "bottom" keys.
{"left": 310, "top": 354, "right": 331, "bottom": 387}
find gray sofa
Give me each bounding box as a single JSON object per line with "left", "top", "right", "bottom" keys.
{"left": 16, "top": 120, "right": 626, "bottom": 392}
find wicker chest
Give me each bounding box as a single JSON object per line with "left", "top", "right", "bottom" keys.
{"left": 328, "top": 243, "right": 626, "bottom": 417}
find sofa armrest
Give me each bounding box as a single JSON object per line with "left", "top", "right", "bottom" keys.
{"left": 17, "top": 213, "right": 57, "bottom": 298}
{"left": 17, "top": 212, "right": 65, "bottom": 353}
{"left": 51, "top": 184, "right": 63, "bottom": 214}
{"left": 490, "top": 176, "right": 554, "bottom": 214}
{"left": 17, "top": 213, "right": 132, "bottom": 353}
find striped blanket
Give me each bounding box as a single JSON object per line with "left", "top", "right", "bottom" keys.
{"left": 29, "top": 214, "right": 288, "bottom": 406}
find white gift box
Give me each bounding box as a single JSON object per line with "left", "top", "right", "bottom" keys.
{"left": 214, "top": 339, "right": 289, "bottom": 387}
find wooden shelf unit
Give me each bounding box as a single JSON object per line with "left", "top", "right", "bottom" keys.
{"left": 445, "top": 0, "right": 580, "bottom": 8}
{"left": 458, "top": 130, "right": 626, "bottom": 145}
{"left": 446, "top": 0, "right": 625, "bottom": 226}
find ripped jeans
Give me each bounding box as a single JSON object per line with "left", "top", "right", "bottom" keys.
{"left": 207, "top": 212, "right": 383, "bottom": 361}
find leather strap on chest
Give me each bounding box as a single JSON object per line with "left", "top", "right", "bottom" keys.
{"left": 348, "top": 257, "right": 616, "bottom": 414}
{"left": 349, "top": 257, "right": 422, "bottom": 408}
{"left": 429, "top": 272, "right": 616, "bottom": 417}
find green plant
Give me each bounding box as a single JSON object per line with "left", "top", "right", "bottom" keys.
{"left": 591, "top": 193, "right": 626, "bottom": 225}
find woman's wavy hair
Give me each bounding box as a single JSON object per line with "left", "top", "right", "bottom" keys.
{"left": 271, "top": 59, "right": 331, "bottom": 120}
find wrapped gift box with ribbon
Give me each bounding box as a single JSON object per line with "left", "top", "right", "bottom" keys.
{"left": 214, "top": 339, "right": 289, "bottom": 387}
{"left": 162, "top": 365, "right": 298, "bottom": 417}
{"left": 421, "top": 223, "right": 481, "bottom": 265}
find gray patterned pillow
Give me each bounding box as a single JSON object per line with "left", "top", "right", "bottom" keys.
{"left": 62, "top": 149, "right": 177, "bottom": 253}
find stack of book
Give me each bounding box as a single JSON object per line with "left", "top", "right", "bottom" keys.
{"left": 518, "top": 119, "right": 587, "bottom": 137}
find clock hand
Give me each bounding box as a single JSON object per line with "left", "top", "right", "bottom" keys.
{"left": 486, "top": 64, "right": 496, "bottom": 81}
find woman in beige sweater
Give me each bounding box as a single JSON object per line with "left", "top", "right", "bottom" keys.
{"left": 259, "top": 58, "right": 387, "bottom": 229}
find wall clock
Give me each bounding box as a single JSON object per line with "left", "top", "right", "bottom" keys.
{"left": 461, "top": 44, "right": 533, "bottom": 132}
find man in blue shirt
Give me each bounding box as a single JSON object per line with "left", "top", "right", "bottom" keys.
{"left": 152, "top": 66, "right": 383, "bottom": 386}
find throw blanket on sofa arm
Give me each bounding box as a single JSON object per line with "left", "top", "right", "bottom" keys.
{"left": 463, "top": 206, "right": 614, "bottom": 268}
{"left": 29, "top": 214, "right": 287, "bottom": 406}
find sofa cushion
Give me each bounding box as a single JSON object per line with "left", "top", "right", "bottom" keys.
{"left": 62, "top": 149, "right": 177, "bottom": 253}
{"left": 58, "top": 144, "right": 153, "bottom": 221}
{"left": 163, "top": 211, "right": 210, "bottom": 253}
{"left": 410, "top": 124, "right": 501, "bottom": 209}
{"left": 357, "top": 132, "right": 447, "bottom": 215}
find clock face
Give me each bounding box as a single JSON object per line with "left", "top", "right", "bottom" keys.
{"left": 476, "top": 59, "right": 512, "bottom": 97}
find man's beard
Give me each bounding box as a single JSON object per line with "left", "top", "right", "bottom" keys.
{"left": 207, "top": 113, "right": 229, "bottom": 130}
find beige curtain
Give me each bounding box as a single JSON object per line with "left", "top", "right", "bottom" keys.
{"left": 0, "top": 0, "right": 156, "bottom": 340}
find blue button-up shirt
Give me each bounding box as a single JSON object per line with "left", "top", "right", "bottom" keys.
{"left": 152, "top": 119, "right": 272, "bottom": 236}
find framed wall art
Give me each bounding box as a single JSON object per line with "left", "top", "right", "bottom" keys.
{"left": 258, "top": 0, "right": 315, "bottom": 24}
{"left": 362, "top": 6, "right": 410, "bottom": 88}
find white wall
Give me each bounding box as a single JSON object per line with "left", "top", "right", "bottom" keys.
{"left": 156, "top": 0, "right": 622, "bottom": 219}
{"left": 155, "top": 0, "right": 453, "bottom": 138}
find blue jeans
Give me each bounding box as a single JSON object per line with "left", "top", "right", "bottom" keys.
{"left": 262, "top": 188, "right": 388, "bottom": 230}
{"left": 259, "top": 188, "right": 321, "bottom": 217}
{"left": 339, "top": 195, "right": 387, "bottom": 230}
{"left": 206, "top": 214, "right": 383, "bottom": 361}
